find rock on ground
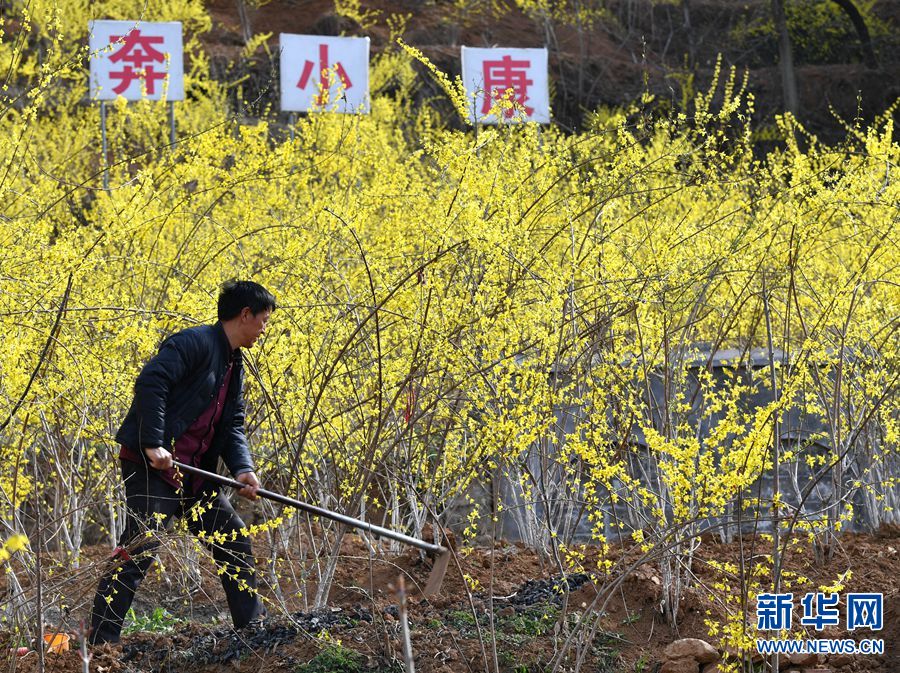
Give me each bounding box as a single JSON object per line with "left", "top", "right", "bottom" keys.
{"left": 664, "top": 638, "right": 720, "bottom": 664}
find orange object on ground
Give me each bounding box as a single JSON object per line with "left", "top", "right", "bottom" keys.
{"left": 43, "top": 632, "right": 70, "bottom": 654}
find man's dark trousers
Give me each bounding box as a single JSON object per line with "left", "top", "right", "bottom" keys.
{"left": 90, "top": 461, "right": 263, "bottom": 644}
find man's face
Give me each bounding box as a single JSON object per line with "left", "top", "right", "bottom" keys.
{"left": 239, "top": 308, "right": 271, "bottom": 348}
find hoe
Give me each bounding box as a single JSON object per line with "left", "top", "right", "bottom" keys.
{"left": 172, "top": 461, "right": 451, "bottom": 597}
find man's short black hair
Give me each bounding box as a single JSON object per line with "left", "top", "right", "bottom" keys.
{"left": 218, "top": 280, "right": 277, "bottom": 321}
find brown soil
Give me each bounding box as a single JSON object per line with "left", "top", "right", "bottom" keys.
{"left": 198, "top": 0, "right": 900, "bottom": 142}
{"left": 5, "top": 526, "right": 897, "bottom": 672}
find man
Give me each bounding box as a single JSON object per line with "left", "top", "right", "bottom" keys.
{"left": 90, "top": 280, "right": 276, "bottom": 644}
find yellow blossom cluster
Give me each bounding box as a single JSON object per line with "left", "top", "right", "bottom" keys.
{"left": 0, "top": 0, "right": 896, "bottom": 639}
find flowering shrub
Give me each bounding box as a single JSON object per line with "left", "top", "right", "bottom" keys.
{"left": 0, "top": 0, "right": 896, "bottom": 653}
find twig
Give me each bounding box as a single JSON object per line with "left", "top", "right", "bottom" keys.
{"left": 79, "top": 621, "right": 92, "bottom": 673}
{"left": 396, "top": 575, "right": 415, "bottom": 673}
{"left": 34, "top": 439, "right": 44, "bottom": 673}
{"left": 0, "top": 273, "right": 73, "bottom": 433}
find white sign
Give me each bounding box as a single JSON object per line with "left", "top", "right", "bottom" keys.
{"left": 280, "top": 34, "right": 370, "bottom": 113}
{"left": 89, "top": 21, "right": 184, "bottom": 101}
{"left": 461, "top": 47, "right": 550, "bottom": 124}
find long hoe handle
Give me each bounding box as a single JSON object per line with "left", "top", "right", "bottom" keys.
{"left": 171, "top": 461, "right": 451, "bottom": 596}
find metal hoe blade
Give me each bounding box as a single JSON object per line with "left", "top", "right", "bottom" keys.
{"left": 423, "top": 547, "right": 451, "bottom": 597}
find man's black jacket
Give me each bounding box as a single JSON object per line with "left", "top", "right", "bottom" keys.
{"left": 115, "top": 322, "right": 254, "bottom": 476}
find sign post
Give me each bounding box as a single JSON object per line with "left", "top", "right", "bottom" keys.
{"left": 280, "top": 34, "right": 370, "bottom": 115}
{"left": 460, "top": 47, "right": 550, "bottom": 125}
{"left": 169, "top": 101, "right": 176, "bottom": 147}
{"left": 88, "top": 20, "right": 184, "bottom": 186}
{"left": 100, "top": 101, "right": 109, "bottom": 191}
{"left": 288, "top": 112, "right": 297, "bottom": 142}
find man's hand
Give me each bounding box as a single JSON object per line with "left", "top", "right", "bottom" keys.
{"left": 144, "top": 446, "right": 173, "bottom": 470}
{"left": 235, "top": 471, "right": 260, "bottom": 500}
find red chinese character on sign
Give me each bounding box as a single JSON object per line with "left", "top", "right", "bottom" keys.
{"left": 297, "top": 44, "right": 352, "bottom": 105}
{"left": 108, "top": 30, "right": 168, "bottom": 95}
{"left": 482, "top": 55, "right": 534, "bottom": 118}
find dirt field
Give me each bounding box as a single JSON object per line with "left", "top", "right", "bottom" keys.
{"left": 199, "top": 0, "right": 900, "bottom": 143}
{"left": 6, "top": 525, "right": 896, "bottom": 673}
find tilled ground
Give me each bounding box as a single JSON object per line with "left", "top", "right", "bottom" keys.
{"left": 121, "top": 607, "right": 372, "bottom": 670}
{"left": 2, "top": 530, "right": 898, "bottom": 672}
